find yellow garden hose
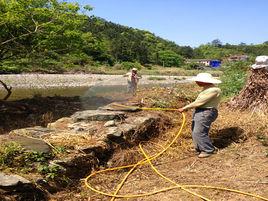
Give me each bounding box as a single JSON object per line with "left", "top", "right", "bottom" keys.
{"left": 84, "top": 104, "right": 268, "bottom": 201}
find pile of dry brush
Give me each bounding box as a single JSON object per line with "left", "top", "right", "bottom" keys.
{"left": 229, "top": 68, "right": 268, "bottom": 112}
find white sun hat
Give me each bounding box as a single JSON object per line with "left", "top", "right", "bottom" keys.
{"left": 131, "top": 68, "right": 138, "bottom": 71}
{"left": 190, "top": 73, "right": 222, "bottom": 84}
{"left": 251, "top": 55, "right": 268, "bottom": 69}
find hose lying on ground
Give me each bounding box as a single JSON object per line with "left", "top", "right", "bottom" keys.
{"left": 84, "top": 104, "right": 268, "bottom": 201}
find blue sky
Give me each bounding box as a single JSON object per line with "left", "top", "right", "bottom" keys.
{"left": 72, "top": 0, "right": 268, "bottom": 47}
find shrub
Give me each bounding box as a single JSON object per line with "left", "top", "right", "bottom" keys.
{"left": 121, "top": 61, "right": 142, "bottom": 71}
{"left": 158, "top": 50, "right": 185, "bottom": 67}
{"left": 0, "top": 142, "right": 23, "bottom": 166}
{"left": 143, "top": 63, "right": 153, "bottom": 70}
{"left": 182, "top": 62, "right": 200, "bottom": 70}
{"left": 220, "top": 61, "right": 250, "bottom": 97}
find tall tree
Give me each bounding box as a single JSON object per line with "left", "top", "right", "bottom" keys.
{"left": 158, "top": 50, "right": 184, "bottom": 67}
{"left": 0, "top": 0, "right": 95, "bottom": 71}
{"left": 211, "top": 39, "right": 223, "bottom": 47}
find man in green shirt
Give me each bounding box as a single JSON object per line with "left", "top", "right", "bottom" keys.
{"left": 179, "top": 73, "right": 222, "bottom": 158}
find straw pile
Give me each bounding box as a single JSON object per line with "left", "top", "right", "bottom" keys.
{"left": 228, "top": 68, "right": 268, "bottom": 112}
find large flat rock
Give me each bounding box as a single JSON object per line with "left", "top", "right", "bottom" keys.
{"left": 0, "top": 172, "right": 31, "bottom": 188}
{"left": 9, "top": 126, "right": 54, "bottom": 138}
{"left": 0, "top": 172, "right": 47, "bottom": 200}
{"left": 99, "top": 103, "right": 142, "bottom": 112}
{"left": 0, "top": 135, "right": 51, "bottom": 153}
{"left": 71, "top": 110, "right": 126, "bottom": 122}
{"left": 47, "top": 117, "right": 74, "bottom": 130}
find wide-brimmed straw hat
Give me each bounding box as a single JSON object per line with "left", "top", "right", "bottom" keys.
{"left": 190, "top": 73, "right": 222, "bottom": 84}
{"left": 251, "top": 55, "right": 268, "bottom": 69}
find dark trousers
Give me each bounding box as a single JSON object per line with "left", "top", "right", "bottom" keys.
{"left": 192, "top": 108, "right": 218, "bottom": 153}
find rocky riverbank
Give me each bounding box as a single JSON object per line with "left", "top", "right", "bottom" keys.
{"left": 0, "top": 74, "right": 190, "bottom": 89}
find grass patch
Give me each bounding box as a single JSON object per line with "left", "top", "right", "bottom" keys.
{"left": 0, "top": 141, "right": 53, "bottom": 175}
{"left": 219, "top": 61, "right": 249, "bottom": 97}
{"left": 148, "top": 76, "right": 166, "bottom": 81}
{"left": 0, "top": 142, "right": 23, "bottom": 166}
{"left": 257, "top": 134, "right": 268, "bottom": 146}
{"left": 174, "top": 77, "right": 186, "bottom": 81}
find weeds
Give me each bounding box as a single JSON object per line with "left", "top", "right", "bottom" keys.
{"left": 220, "top": 61, "right": 249, "bottom": 97}
{"left": 0, "top": 142, "right": 53, "bottom": 174}
{"left": 0, "top": 142, "right": 23, "bottom": 166}
{"left": 256, "top": 134, "right": 268, "bottom": 146}
{"left": 24, "top": 151, "right": 52, "bottom": 163}
{"left": 37, "top": 164, "right": 63, "bottom": 180}
{"left": 53, "top": 146, "right": 67, "bottom": 154}
{"left": 148, "top": 76, "right": 166, "bottom": 81}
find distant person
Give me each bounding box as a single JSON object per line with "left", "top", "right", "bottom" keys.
{"left": 178, "top": 73, "right": 222, "bottom": 158}
{"left": 123, "top": 68, "right": 142, "bottom": 96}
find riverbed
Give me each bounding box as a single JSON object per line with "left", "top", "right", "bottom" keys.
{"left": 0, "top": 74, "right": 191, "bottom": 100}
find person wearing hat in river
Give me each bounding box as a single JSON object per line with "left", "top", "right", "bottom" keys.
{"left": 178, "top": 73, "right": 222, "bottom": 158}
{"left": 123, "top": 68, "right": 142, "bottom": 96}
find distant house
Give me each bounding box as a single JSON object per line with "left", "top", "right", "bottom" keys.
{"left": 209, "top": 60, "right": 221, "bottom": 68}
{"left": 227, "top": 55, "right": 249, "bottom": 62}
{"left": 187, "top": 59, "right": 221, "bottom": 68}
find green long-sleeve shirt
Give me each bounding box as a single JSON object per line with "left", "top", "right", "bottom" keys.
{"left": 182, "top": 87, "right": 221, "bottom": 110}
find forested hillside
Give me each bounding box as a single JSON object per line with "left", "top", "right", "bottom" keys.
{"left": 1, "top": 0, "right": 268, "bottom": 73}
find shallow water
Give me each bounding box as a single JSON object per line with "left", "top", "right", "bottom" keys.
{"left": 0, "top": 83, "right": 175, "bottom": 102}
{"left": 0, "top": 74, "right": 190, "bottom": 101}
{"left": 0, "top": 86, "right": 90, "bottom": 101}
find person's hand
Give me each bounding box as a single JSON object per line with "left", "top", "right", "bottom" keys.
{"left": 178, "top": 108, "right": 184, "bottom": 113}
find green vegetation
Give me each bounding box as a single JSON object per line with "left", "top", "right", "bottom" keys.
{"left": 152, "top": 99, "right": 171, "bottom": 108}
{"left": 1, "top": 1, "right": 267, "bottom": 74}
{"left": 0, "top": 142, "right": 23, "bottom": 166}
{"left": 0, "top": 141, "right": 56, "bottom": 178}
{"left": 0, "top": 0, "right": 193, "bottom": 73}
{"left": 158, "top": 50, "right": 184, "bottom": 67}
{"left": 220, "top": 61, "right": 249, "bottom": 97}
{"left": 37, "top": 164, "right": 63, "bottom": 180}
{"left": 0, "top": 142, "right": 52, "bottom": 167}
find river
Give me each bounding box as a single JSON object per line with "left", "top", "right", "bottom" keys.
{"left": 0, "top": 74, "right": 191, "bottom": 100}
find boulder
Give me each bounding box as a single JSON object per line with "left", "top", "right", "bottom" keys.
{"left": 104, "top": 120, "right": 116, "bottom": 127}
{"left": 9, "top": 126, "right": 54, "bottom": 138}
{"left": 0, "top": 172, "right": 47, "bottom": 200}
{"left": 67, "top": 121, "right": 102, "bottom": 133}
{"left": 71, "top": 110, "right": 126, "bottom": 122}
{"left": 106, "top": 127, "right": 122, "bottom": 137}
{"left": 118, "top": 114, "right": 161, "bottom": 143}
{"left": 47, "top": 117, "right": 74, "bottom": 130}
{"left": 99, "top": 103, "right": 141, "bottom": 112}
{"left": 0, "top": 172, "right": 31, "bottom": 189}
{"left": 0, "top": 135, "right": 51, "bottom": 154}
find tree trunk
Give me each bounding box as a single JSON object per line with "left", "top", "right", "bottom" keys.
{"left": 228, "top": 68, "right": 268, "bottom": 112}
{"left": 0, "top": 80, "right": 12, "bottom": 100}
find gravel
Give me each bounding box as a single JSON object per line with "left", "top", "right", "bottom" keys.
{"left": 0, "top": 74, "right": 191, "bottom": 89}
